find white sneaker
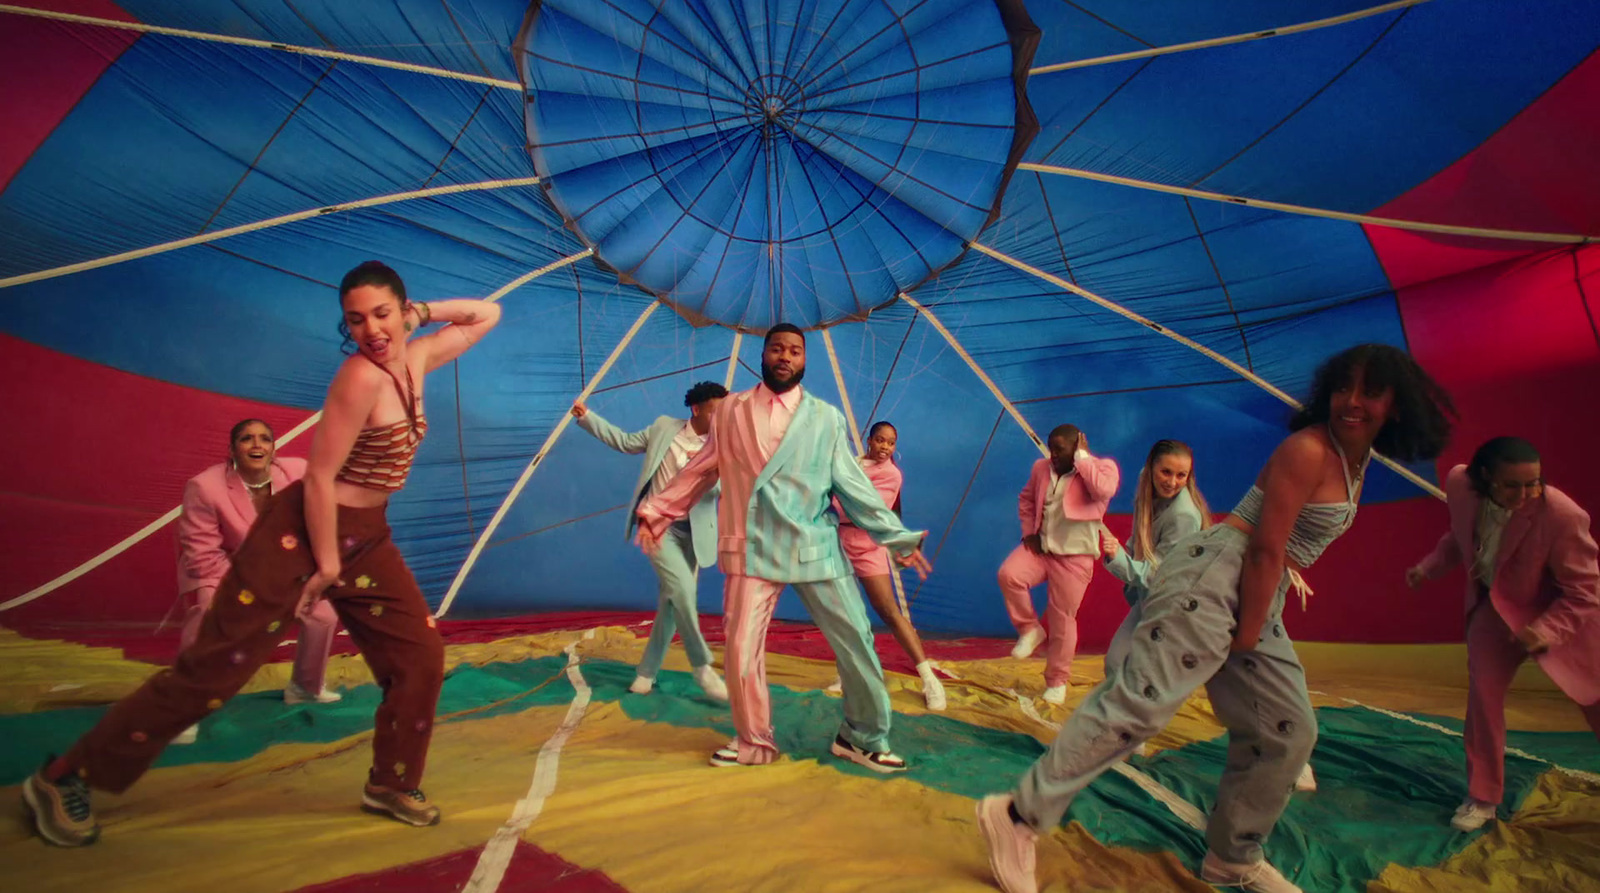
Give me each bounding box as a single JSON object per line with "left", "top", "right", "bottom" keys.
{"left": 628, "top": 674, "right": 655, "bottom": 695}
{"left": 1294, "top": 763, "right": 1317, "bottom": 792}
{"left": 692, "top": 665, "right": 729, "bottom": 704}
{"left": 1041, "top": 685, "right": 1067, "bottom": 705}
{"left": 284, "top": 682, "right": 342, "bottom": 704}
{"left": 1450, "top": 799, "right": 1496, "bottom": 832}
{"left": 976, "top": 795, "right": 1038, "bottom": 893}
{"left": 919, "top": 664, "right": 947, "bottom": 711}
{"left": 173, "top": 724, "right": 199, "bottom": 745}
{"left": 1010, "top": 627, "right": 1045, "bottom": 660}
{"left": 1200, "top": 852, "right": 1301, "bottom": 893}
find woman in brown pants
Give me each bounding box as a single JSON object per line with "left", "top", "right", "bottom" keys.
{"left": 24, "top": 261, "right": 501, "bottom": 846}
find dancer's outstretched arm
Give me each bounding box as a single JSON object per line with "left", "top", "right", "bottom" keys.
{"left": 570, "top": 403, "right": 651, "bottom": 454}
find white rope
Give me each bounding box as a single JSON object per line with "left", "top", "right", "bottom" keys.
{"left": 820, "top": 329, "right": 864, "bottom": 454}
{"left": 0, "top": 176, "right": 543, "bottom": 290}
{"left": 968, "top": 243, "right": 1446, "bottom": 500}
{"left": 1029, "top": 0, "right": 1431, "bottom": 76}
{"left": 485, "top": 250, "right": 593, "bottom": 302}
{"left": 0, "top": 4, "right": 521, "bottom": 90}
{"left": 821, "top": 328, "right": 912, "bottom": 620}
{"left": 1018, "top": 163, "right": 1595, "bottom": 245}
{"left": 1010, "top": 689, "right": 1207, "bottom": 831}
{"left": 463, "top": 629, "right": 597, "bottom": 893}
{"left": 896, "top": 292, "right": 1047, "bottom": 456}
{"left": 437, "top": 300, "right": 662, "bottom": 616}
{"left": 1308, "top": 690, "right": 1600, "bottom": 785}
{"left": 724, "top": 331, "right": 743, "bottom": 389}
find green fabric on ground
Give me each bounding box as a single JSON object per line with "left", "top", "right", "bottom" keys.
{"left": 609, "top": 660, "right": 1594, "bottom": 893}
{"left": 4, "top": 654, "right": 1592, "bottom": 893}
{"left": 0, "top": 656, "right": 572, "bottom": 786}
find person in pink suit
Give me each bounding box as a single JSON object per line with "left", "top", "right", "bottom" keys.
{"left": 170, "top": 418, "right": 343, "bottom": 745}
{"left": 1406, "top": 436, "right": 1600, "bottom": 832}
{"left": 832, "top": 421, "right": 947, "bottom": 710}
{"left": 997, "top": 425, "right": 1120, "bottom": 704}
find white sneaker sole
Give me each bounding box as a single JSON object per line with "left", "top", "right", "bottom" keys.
{"left": 360, "top": 793, "right": 440, "bottom": 827}
{"left": 829, "top": 740, "right": 907, "bottom": 773}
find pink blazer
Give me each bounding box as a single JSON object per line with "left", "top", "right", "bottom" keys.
{"left": 178, "top": 457, "right": 308, "bottom": 595}
{"left": 1019, "top": 453, "right": 1119, "bottom": 537}
{"left": 1417, "top": 465, "right": 1600, "bottom": 705}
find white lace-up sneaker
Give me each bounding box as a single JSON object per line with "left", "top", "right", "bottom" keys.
{"left": 692, "top": 665, "right": 729, "bottom": 704}
{"left": 1450, "top": 798, "right": 1496, "bottom": 832}
{"left": 284, "top": 681, "right": 342, "bottom": 704}
{"left": 1200, "top": 852, "right": 1301, "bottom": 893}
{"left": 1010, "top": 627, "right": 1045, "bottom": 659}
{"left": 976, "top": 794, "right": 1037, "bottom": 893}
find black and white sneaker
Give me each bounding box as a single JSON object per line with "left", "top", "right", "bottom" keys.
{"left": 829, "top": 734, "right": 907, "bottom": 773}
{"left": 708, "top": 740, "right": 742, "bottom": 767}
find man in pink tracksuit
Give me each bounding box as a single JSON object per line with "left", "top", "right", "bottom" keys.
{"left": 996, "top": 424, "right": 1119, "bottom": 704}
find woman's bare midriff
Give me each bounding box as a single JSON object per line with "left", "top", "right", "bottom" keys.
{"left": 1222, "top": 514, "right": 1306, "bottom": 574}
{"left": 334, "top": 480, "right": 392, "bottom": 509}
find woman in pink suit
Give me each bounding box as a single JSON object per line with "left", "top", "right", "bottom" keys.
{"left": 1407, "top": 436, "right": 1600, "bottom": 832}
{"left": 171, "top": 418, "right": 342, "bottom": 744}
{"left": 834, "top": 421, "right": 947, "bottom": 710}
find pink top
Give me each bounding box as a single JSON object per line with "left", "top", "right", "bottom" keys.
{"left": 752, "top": 382, "right": 802, "bottom": 459}
{"left": 835, "top": 457, "right": 901, "bottom": 526}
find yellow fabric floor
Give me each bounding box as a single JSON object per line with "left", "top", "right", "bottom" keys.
{"left": 2, "top": 625, "right": 1596, "bottom": 892}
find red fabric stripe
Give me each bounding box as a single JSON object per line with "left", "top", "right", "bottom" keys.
{"left": 0, "top": 332, "right": 313, "bottom": 628}
{"left": 1366, "top": 50, "right": 1600, "bottom": 289}
{"left": 1389, "top": 247, "right": 1600, "bottom": 519}
{"left": 290, "top": 841, "right": 629, "bottom": 893}
{"left": 0, "top": 1, "right": 139, "bottom": 192}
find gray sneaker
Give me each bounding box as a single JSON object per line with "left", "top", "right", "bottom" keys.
{"left": 22, "top": 762, "right": 99, "bottom": 847}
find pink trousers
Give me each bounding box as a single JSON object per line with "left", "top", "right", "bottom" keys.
{"left": 1465, "top": 595, "right": 1600, "bottom": 804}
{"left": 997, "top": 546, "right": 1095, "bottom": 687}
{"left": 181, "top": 584, "right": 339, "bottom": 694}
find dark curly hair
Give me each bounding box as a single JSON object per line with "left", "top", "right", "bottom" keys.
{"left": 684, "top": 381, "right": 728, "bottom": 407}
{"left": 1289, "top": 343, "right": 1455, "bottom": 462}
{"left": 336, "top": 261, "right": 409, "bottom": 355}
{"left": 1466, "top": 436, "right": 1541, "bottom": 497}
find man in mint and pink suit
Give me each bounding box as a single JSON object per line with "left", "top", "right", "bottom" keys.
{"left": 636, "top": 324, "right": 932, "bottom": 772}
{"left": 997, "top": 424, "right": 1120, "bottom": 705}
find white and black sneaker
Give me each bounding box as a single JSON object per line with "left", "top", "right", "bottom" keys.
{"left": 829, "top": 734, "right": 907, "bottom": 773}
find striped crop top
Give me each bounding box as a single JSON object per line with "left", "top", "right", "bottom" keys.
{"left": 1230, "top": 430, "right": 1367, "bottom": 568}
{"left": 336, "top": 353, "right": 426, "bottom": 492}
{"left": 336, "top": 416, "right": 427, "bottom": 492}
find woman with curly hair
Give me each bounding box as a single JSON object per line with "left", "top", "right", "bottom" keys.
{"left": 978, "top": 343, "right": 1455, "bottom": 893}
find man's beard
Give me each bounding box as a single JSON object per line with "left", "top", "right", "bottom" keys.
{"left": 761, "top": 360, "right": 805, "bottom": 394}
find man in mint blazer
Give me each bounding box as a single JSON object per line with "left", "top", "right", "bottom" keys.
{"left": 637, "top": 325, "right": 932, "bottom": 772}
{"left": 572, "top": 382, "right": 730, "bottom": 703}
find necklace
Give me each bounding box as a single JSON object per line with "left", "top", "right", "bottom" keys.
{"left": 242, "top": 475, "right": 272, "bottom": 491}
